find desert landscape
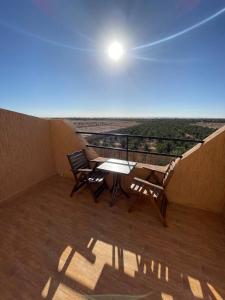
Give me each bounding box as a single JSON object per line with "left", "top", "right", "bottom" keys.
{"left": 69, "top": 118, "right": 140, "bottom": 133}
{"left": 67, "top": 118, "right": 225, "bottom": 165}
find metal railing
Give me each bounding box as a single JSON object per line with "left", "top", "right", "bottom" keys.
{"left": 76, "top": 131, "right": 204, "bottom": 161}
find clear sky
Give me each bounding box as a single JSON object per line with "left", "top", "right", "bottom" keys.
{"left": 0, "top": 0, "right": 225, "bottom": 118}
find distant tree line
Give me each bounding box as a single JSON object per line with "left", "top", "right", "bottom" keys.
{"left": 87, "top": 119, "right": 216, "bottom": 158}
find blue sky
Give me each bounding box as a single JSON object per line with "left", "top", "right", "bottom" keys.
{"left": 0, "top": 0, "right": 225, "bottom": 118}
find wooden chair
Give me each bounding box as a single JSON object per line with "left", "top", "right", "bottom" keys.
{"left": 129, "top": 159, "right": 178, "bottom": 226}
{"left": 67, "top": 150, "right": 109, "bottom": 202}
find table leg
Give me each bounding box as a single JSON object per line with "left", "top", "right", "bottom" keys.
{"left": 110, "top": 173, "right": 118, "bottom": 206}
{"left": 110, "top": 174, "right": 129, "bottom": 206}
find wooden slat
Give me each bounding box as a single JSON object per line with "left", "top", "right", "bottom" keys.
{"left": 67, "top": 150, "right": 89, "bottom": 173}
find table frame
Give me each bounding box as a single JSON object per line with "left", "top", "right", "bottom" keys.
{"left": 97, "top": 159, "right": 136, "bottom": 206}
{"left": 110, "top": 172, "right": 130, "bottom": 206}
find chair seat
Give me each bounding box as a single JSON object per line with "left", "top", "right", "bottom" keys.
{"left": 87, "top": 170, "right": 106, "bottom": 183}
{"left": 130, "top": 183, "right": 158, "bottom": 198}
{"left": 67, "top": 150, "right": 109, "bottom": 201}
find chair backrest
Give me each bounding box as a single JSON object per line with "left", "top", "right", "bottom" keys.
{"left": 162, "top": 158, "right": 178, "bottom": 187}
{"left": 67, "top": 150, "right": 89, "bottom": 175}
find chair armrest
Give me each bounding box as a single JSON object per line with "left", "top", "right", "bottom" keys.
{"left": 78, "top": 168, "right": 93, "bottom": 173}
{"left": 142, "top": 166, "right": 167, "bottom": 174}
{"left": 133, "top": 177, "right": 164, "bottom": 191}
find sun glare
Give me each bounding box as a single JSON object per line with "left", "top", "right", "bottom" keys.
{"left": 108, "top": 41, "right": 124, "bottom": 61}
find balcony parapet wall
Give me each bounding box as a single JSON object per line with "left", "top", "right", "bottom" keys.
{"left": 50, "top": 119, "right": 97, "bottom": 178}
{"left": 0, "top": 110, "right": 97, "bottom": 203}
{"left": 166, "top": 125, "right": 225, "bottom": 213}
{"left": 0, "top": 109, "right": 55, "bottom": 203}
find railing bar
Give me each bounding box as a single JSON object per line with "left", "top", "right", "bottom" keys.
{"left": 86, "top": 144, "right": 182, "bottom": 158}
{"left": 77, "top": 131, "right": 204, "bottom": 143}
{"left": 87, "top": 145, "right": 126, "bottom": 151}
{"left": 126, "top": 148, "right": 182, "bottom": 158}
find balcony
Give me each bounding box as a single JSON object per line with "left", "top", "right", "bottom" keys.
{"left": 0, "top": 108, "right": 225, "bottom": 299}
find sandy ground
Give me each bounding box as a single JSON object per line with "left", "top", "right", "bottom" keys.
{"left": 72, "top": 120, "right": 140, "bottom": 133}
{"left": 194, "top": 122, "right": 225, "bottom": 129}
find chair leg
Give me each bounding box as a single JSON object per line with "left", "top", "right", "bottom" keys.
{"left": 88, "top": 181, "right": 107, "bottom": 203}
{"left": 161, "top": 196, "right": 168, "bottom": 227}
{"left": 70, "top": 181, "right": 85, "bottom": 197}
{"left": 156, "top": 194, "right": 168, "bottom": 227}
{"left": 87, "top": 184, "right": 99, "bottom": 203}
{"left": 150, "top": 195, "right": 168, "bottom": 227}
{"left": 70, "top": 182, "right": 81, "bottom": 197}
{"left": 70, "top": 184, "right": 77, "bottom": 197}
{"left": 94, "top": 183, "right": 106, "bottom": 201}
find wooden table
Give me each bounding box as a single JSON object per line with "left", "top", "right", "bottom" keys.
{"left": 97, "top": 158, "right": 137, "bottom": 206}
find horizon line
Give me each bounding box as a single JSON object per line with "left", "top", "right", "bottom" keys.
{"left": 1, "top": 108, "right": 225, "bottom": 120}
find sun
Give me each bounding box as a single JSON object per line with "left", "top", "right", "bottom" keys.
{"left": 108, "top": 42, "right": 124, "bottom": 61}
